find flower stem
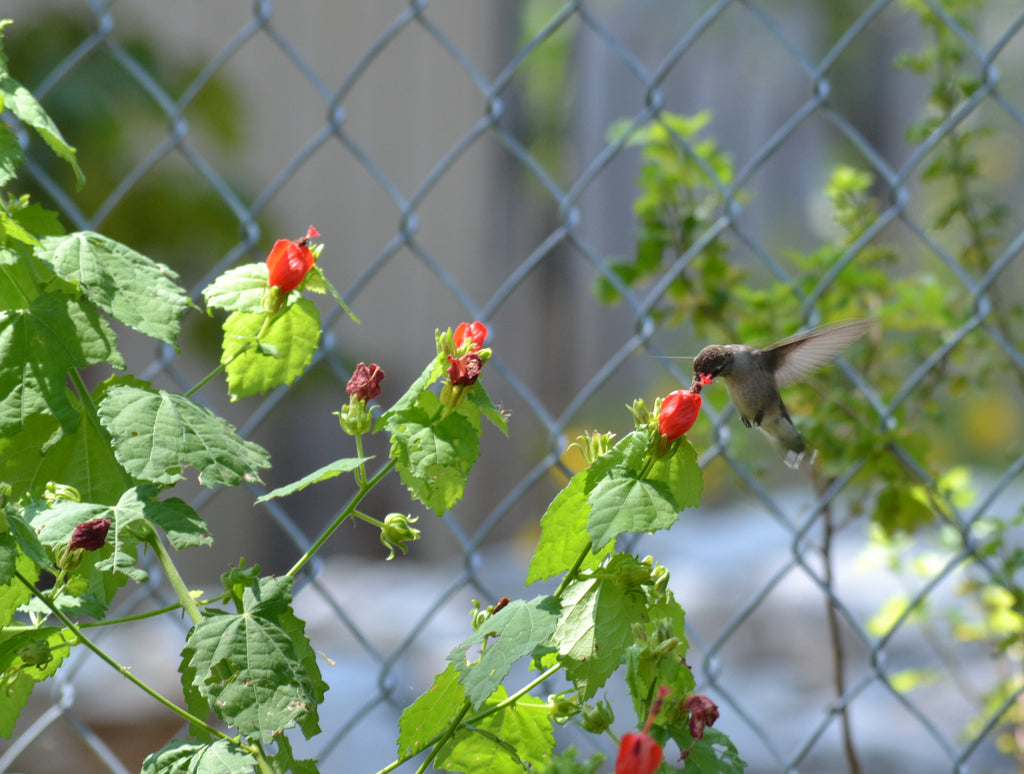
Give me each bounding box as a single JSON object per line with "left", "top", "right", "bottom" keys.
{"left": 286, "top": 459, "right": 397, "bottom": 578}
{"left": 17, "top": 570, "right": 236, "bottom": 745}
{"left": 185, "top": 314, "right": 274, "bottom": 399}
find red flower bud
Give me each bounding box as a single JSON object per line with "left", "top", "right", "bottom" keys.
{"left": 69, "top": 517, "right": 111, "bottom": 552}
{"left": 615, "top": 731, "right": 662, "bottom": 774}
{"left": 447, "top": 352, "right": 482, "bottom": 386}
{"left": 346, "top": 362, "right": 385, "bottom": 401}
{"left": 266, "top": 226, "right": 320, "bottom": 295}
{"left": 658, "top": 389, "right": 702, "bottom": 440}
{"left": 453, "top": 321, "right": 487, "bottom": 351}
{"left": 683, "top": 693, "right": 719, "bottom": 740}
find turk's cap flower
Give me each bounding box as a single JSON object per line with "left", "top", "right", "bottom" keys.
{"left": 615, "top": 731, "right": 662, "bottom": 774}
{"left": 266, "top": 225, "right": 320, "bottom": 297}
{"left": 683, "top": 693, "right": 719, "bottom": 740}
{"left": 657, "top": 389, "right": 702, "bottom": 441}
{"left": 447, "top": 352, "right": 483, "bottom": 387}
{"left": 346, "top": 362, "right": 385, "bottom": 402}
{"left": 69, "top": 517, "right": 111, "bottom": 552}
{"left": 453, "top": 320, "right": 488, "bottom": 352}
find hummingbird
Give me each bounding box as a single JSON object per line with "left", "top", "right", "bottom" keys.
{"left": 691, "top": 320, "right": 871, "bottom": 468}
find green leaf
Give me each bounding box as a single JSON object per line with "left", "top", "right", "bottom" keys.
{"left": 180, "top": 576, "right": 326, "bottom": 743}
{"left": 201, "top": 263, "right": 270, "bottom": 314}
{"left": 267, "top": 734, "right": 319, "bottom": 774}
{"left": 0, "top": 125, "right": 24, "bottom": 188}
{"left": 222, "top": 300, "right": 321, "bottom": 400}
{"left": 0, "top": 292, "right": 124, "bottom": 436}
{"left": 0, "top": 626, "right": 74, "bottom": 737}
{"left": 646, "top": 437, "right": 702, "bottom": 510}
{"left": 145, "top": 496, "right": 212, "bottom": 550}
{"left": 0, "top": 551, "right": 38, "bottom": 628}
{"left": 668, "top": 727, "right": 746, "bottom": 774}
{"left": 586, "top": 475, "right": 679, "bottom": 549}
{"left": 254, "top": 457, "right": 372, "bottom": 503}
{"left": 0, "top": 411, "right": 126, "bottom": 504}
{"left": 36, "top": 232, "right": 189, "bottom": 347}
{"left": 435, "top": 686, "right": 555, "bottom": 774}
{"left": 465, "top": 381, "right": 508, "bottom": 436}
{"left": 388, "top": 391, "right": 479, "bottom": 515}
{"left": 526, "top": 473, "right": 612, "bottom": 585}
{"left": 554, "top": 575, "right": 644, "bottom": 699}
{"left": 6, "top": 512, "right": 49, "bottom": 573}
{"left": 397, "top": 663, "right": 467, "bottom": 759}
{"left": 449, "top": 595, "right": 560, "bottom": 708}
{"left": 0, "top": 73, "right": 84, "bottom": 187}
{"left": 378, "top": 355, "right": 445, "bottom": 430}
{"left": 302, "top": 264, "right": 359, "bottom": 322}
{"left": 0, "top": 209, "right": 38, "bottom": 248}
{"left": 140, "top": 739, "right": 257, "bottom": 774}
{"left": 99, "top": 385, "right": 271, "bottom": 487}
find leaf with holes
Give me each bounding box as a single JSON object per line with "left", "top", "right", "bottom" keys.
{"left": 140, "top": 739, "right": 257, "bottom": 774}
{"left": 388, "top": 391, "right": 478, "bottom": 515}
{"left": 98, "top": 385, "right": 270, "bottom": 487}
{"left": 36, "top": 232, "right": 188, "bottom": 347}
{"left": 180, "top": 576, "right": 326, "bottom": 744}
{"left": 554, "top": 574, "right": 645, "bottom": 699}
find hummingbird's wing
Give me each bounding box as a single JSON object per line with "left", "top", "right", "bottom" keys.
{"left": 762, "top": 320, "right": 871, "bottom": 388}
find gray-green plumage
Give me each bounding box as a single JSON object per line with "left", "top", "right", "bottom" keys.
{"left": 692, "top": 320, "right": 870, "bottom": 468}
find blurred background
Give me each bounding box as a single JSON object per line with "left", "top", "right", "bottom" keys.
{"left": 2, "top": 1, "right": 1024, "bottom": 773}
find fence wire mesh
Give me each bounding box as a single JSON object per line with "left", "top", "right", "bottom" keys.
{"left": 3, "top": 1, "right": 1024, "bottom": 773}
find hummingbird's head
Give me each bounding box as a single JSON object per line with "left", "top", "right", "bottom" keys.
{"left": 692, "top": 345, "right": 732, "bottom": 383}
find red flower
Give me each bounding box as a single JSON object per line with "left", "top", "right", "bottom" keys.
{"left": 69, "top": 517, "right": 111, "bottom": 552}
{"left": 266, "top": 225, "right": 320, "bottom": 295}
{"left": 346, "top": 362, "right": 385, "bottom": 401}
{"left": 615, "top": 731, "right": 662, "bottom": 774}
{"left": 453, "top": 321, "right": 487, "bottom": 351}
{"left": 658, "top": 389, "right": 702, "bottom": 440}
{"left": 683, "top": 694, "right": 719, "bottom": 740}
{"left": 447, "top": 352, "right": 482, "bottom": 386}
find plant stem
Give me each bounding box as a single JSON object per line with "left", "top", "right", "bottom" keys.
{"left": 286, "top": 459, "right": 397, "bottom": 578}
{"left": 412, "top": 700, "right": 472, "bottom": 774}
{"left": 185, "top": 314, "right": 273, "bottom": 398}
{"left": 147, "top": 532, "right": 203, "bottom": 625}
{"left": 554, "top": 544, "right": 591, "bottom": 598}
{"left": 17, "top": 570, "right": 237, "bottom": 746}
{"left": 815, "top": 472, "right": 862, "bottom": 774}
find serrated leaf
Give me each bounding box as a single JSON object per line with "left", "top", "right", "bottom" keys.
{"left": 449, "top": 595, "right": 560, "bottom": 708}
{"left": 0, "top": 74, "right": 84, "bottom": 186}
{"left": 378, "top": 355, "right": 445, "bottom": 430}
{"left": 389, "top": 391, "right": 478, "bottom": 515}
{"left": 98, "top": 385, "right": 270, "bottom": 487}
{"left": 554, "top": 576, "right": 645, "bottom": 699}
{"left": 586, "top": 475, "right": 679, "bottom": 549}
{"left": 36, "top": 232, "right": 188, "bottom": 347}
{"left": 0, "top": 551, "right": 38, "bottom": 629}
{"left": 0, "top": 411, "right": 126, "bottom": 504}
{"left": 1, "top": 209, "right": 38, "bottom": 247}
{"left": 201, "top": 263, "right": 270, "bottom": 314}
{"left": 180, "top": 577, "right": 326, "bottom": 743}
{"left": 145, "top": 497, "right": 212, "bottom": 550}
{"left": 0, "top": 626, "right": 74, "bottom": 737}
{"left": 583, "top": 431, "right": 650, "bottom": 493}
{"left": 255, "top": 457, "right": 371, "bottom": 503}
{"left": 0, "top": 126, "right": 24, "bottom": 188}
{"left": 526, "top": 473, "right": 612, "bottom": 585}
{"left": 222, "top": 301, "right": 320, "bottom": 400}
{"left": 668, "top": 727, "right": 746, "bottom": 774}
{"left": 0, "top": 292, "right": 124, "bottom": 436}
{"left": 398, "top": 663, "right": 467, "bottom": 759}
{"left": 466, "top": 381, "right": 508, "bottom": 436}
{"left": 435, "top": 686, "right": 555, "bottom": 774}
{"left": 140, "top": 739, "right": 257, "bottom": 774}
{"left": 647, "top": 437, "right": 702, "bottom": 510}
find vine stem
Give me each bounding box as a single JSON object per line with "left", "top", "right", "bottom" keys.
{"left": 286, "top": 459, "right": 397, "bottom": 578}
{"left": 147, "top": 531, "right": 203, "bottom": 624}
{"left": 16, "top": 570, "right": 239, "bottom": 748}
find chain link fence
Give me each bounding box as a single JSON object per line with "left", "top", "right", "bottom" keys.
{"left": 3, "top": 1, "right": 1024, "bottom": 773}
